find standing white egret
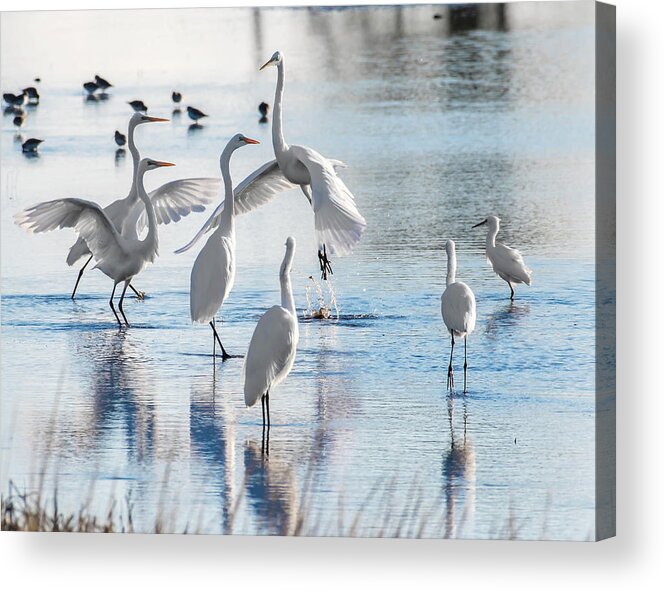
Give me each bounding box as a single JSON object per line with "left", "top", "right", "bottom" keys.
{"left": 69, "top": 112, "right": 220, "bottom": 299}
{"left": 473, "top": 215, "right": 532, "bottom": 300}
{"left": 244, "top": 236, "right": 298, "bottom": 430}
{"left": 174, "top": 51, "right": 366, "bottom": 281}
{"left": 189, "top": 133, "right": 260, "bottom": 359}
{"left": 441, "top": 240, "right": 476, "bottom": 392}
{"left": 15, "top": 158, "right": 174, "bottom": 327}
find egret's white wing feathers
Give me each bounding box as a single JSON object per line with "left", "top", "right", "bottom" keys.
{"left": 243, "top": 305, "right": 298, "bottom": 408}
{"left": 189, "top": 234, "right": 235, "bottom": 323}
{"left": 441, "top": 282, "right": 477, "bottom": 337}
{"left": 489, "top": 242, "right": 532, "bottom": 285}
{"left": 15, "top": 198, "right": 128, "bottom": 267}
{"left": 130, "top": 177, "right": 219, "bottom": 234}
{"left": 289, "top": 144, "right": 366, "bottom": 255}
{"left": 174, "top": 161, "right": 297, "bottom": 254}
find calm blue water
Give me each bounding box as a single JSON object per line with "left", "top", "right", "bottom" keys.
{"left": 1, "top": 4, "right": 597, "bottom": 539}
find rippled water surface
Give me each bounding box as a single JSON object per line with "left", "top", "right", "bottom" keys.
{"left": 1, "top": 3, "right": 597, "bottom": 539}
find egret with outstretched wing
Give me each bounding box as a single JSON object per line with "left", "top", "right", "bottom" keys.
{"left": 16, "top": 159, "right": 175, "bottom": 327}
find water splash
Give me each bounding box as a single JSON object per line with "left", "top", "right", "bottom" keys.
{"left": 302, "top": 275, "right": 339, "bottom": 320}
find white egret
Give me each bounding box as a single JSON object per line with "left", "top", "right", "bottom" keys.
{"left": 15, "top": 158, "right": 174, "bottom": 327}
{"left": 473, "top": 215, "right": 532, "bottom": 300}
{"left": 174, "top": 51, "right": 367, "bottom": 281}
{"left": 244, "top": 236, "right": 299, "bottom": 430}
{"left": 68, "top": 112, "right": 220, "bottom": 299}
{"left": 189, "top": 133, "right": 260, "bottom": 359}
{"left": 441, "top": 240, "right": 476, "bottom": 392}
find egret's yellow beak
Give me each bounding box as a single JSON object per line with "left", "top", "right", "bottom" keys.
{"left": 155, "top": 161, "right": 176, "bottom": 167}
{"left": 243, "top": 137, "right": 260, "bottom": 145}
{"left": 144, "top": 116, "right": 169, "bottom": 122}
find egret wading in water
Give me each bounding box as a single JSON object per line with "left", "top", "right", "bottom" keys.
{"left": 244, "top": 236, "right": 299, "bottom": 431}
{"left": 174, "top": 52, "right": 367, "bottom": 283}
{"left": 15, "top": 158, "right": 175, "bottom": 327}
{"left": 473, "top": 215, "right": 532, "bottom": 300}
{"left": 68, "top": 112, "right": 219, "bottom": 300}
{"left": 441, "top": 240, "right": 476, "bottom": 392}
{"left": 188, "top": 133, "right": 260, "bottom": 360}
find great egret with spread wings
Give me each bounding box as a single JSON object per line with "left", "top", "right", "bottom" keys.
{"left": 68, "top": 112, "right": 220, "bottom": 299}
{"left": 244, "top": 236, "right": 299, "bottom": 431}
{"left": 15, "top": 158, "right": 175, "bottom": 327}
{"left": 174, "top": 51, "right": 366, "bottom": 281}
{"left": 473, "top": 215, "right": 532, "bottom": 300}
{"left": 188, "top": 134, "right": 260, "bottom": 360}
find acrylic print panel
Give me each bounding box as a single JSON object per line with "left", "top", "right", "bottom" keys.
{"left": 0, "top": 1, "right": 615, "bottom": 539}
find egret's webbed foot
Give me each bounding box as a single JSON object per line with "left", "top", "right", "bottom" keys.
{"left": 130, "top": 284, "right": 145, "bottom": 300}
{"left": 318, "top": 245, "right": 333, "bottom": 281}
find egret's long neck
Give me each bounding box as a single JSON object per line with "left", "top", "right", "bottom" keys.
{"left": 272, "top": 62, "right": 288, "bottom": 157}
{"left": 486, "top": 225, "right": 499, "bottom": 249}
{"left": 446, "top": 249, "right": 457, "bottom": 287}
{"left": 136, "top": 168, "right": 158, "bottom": 259}
{"left": 280, "top": 251, "right": 295, "bottom": 315}
{"left": 216, "top": 146, "right": 236, "bottom": 238}
{"left": 127, "top": 123, "right": 140, "bottom": 201}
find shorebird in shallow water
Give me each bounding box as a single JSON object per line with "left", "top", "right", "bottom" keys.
{"left": 13, "top": 112, "right": 25, "bottom": 128}
{"left": 114, "top": 130, "right": 127, "bottom": 146}
{"left": 22, "top": 87, "right": 39, "bottom": 104}
{"left": 83, "top": 81, "right": 98, "bottom": 95}
{"left": 186, "top": 106, "right": 208, "bottom": 124}
{"left": 258, "top": 101, "right": 269, "bottom": 123}
{"left": 172, "top": 91, "right": 182, "bottom": 104}
{"left": 22, "top": 138, "right": 43, "bottom": 153}
{"left": 94, "top": 75, "right": 112, "bottom": 91}
{"left": 128, "top": 100, "right": 148, "bottom": 113}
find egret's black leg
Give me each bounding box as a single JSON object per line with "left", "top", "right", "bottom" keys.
{"left": 261, "top": 394, "right": 266, "bottom": 430}
{"left": 447, "top": 334, "right": 455, "bottom": 391}
{"left": 318, "top": 244, "right": 334, "bottom": 281}
{"left": 109, "top": 283, "right": 121, "bottom": 326}
{"left": 463, "top": 336, "right": 468, "bottom": 394}
{"left": 266, "top": 389, "right": 271, "bottom": 430}
{"left": 130, "top": 284, "right": 145, "bottom": 300}
{"left": 209, "top": 319, "right": 231, "bottom": 359}
{"left": 509, "top": 282, "right": 515, "bottom": 300}
{"left": 71, "top": 255, "right": 93, "bottom": 299}
{"left": 118, "top": 281, "right": 130, "bottom": 326}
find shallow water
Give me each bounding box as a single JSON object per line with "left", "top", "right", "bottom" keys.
{"left": 1, "top": 4, "right": 597, "bottom": 539}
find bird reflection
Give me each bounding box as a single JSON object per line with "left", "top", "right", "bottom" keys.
{"left": 115, "top": 148, "right": 126, "bottom": 165}
{"left": 442, "top": 394, "right": 476, "bottom": 538}
{"left": 485, "top": 301, "right": 531, "bottom": 336}
{"left": 188, "top": 123, "right": 203, "bottom": 134}
{"left": 189, "top": 372, "right": 236, "bottom": 533}
{"left": 172, "top": 108, "right": 182, "bottom": 119}
{"left": 71, "top": 329, "right": 156, "bottom": 463}
{"left": 243, "top": 439, "right": 297, "bottom": 536}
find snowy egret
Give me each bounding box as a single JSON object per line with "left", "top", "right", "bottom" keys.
{"left": 173, "top": 52, "right": 366, "bottom": 282}
{"left": 68, "top": 112, "right": 219, "bottom": 300}
{"left": 15, "top": 158, "right": 174, "bottom": 327}
{"left": 473, "top": 215, "right": 532, "bottom": 300}
{"left": 244, "top": 236, "right": 299, "bottom": 430}
{"left": 188, "top": 133, "right": 260, "bottom": 359}
{"left": 441, "top": 240, "right": 476, "bottom": 392}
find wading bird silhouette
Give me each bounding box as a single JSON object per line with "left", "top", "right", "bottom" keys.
{"left": 188, "top": 133, "right": 260, "bottom": 359}
{"left": 244, "top": 236, "right": 299, "bottom": 431}
{"left": 15, "top": 158, "right": 175, "bottom": 327}
{"left": 473, "top": 215, "right": 532, "bottom": 300}
{"left": 441, "top": 240, "right": 476, "bottom": 392}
